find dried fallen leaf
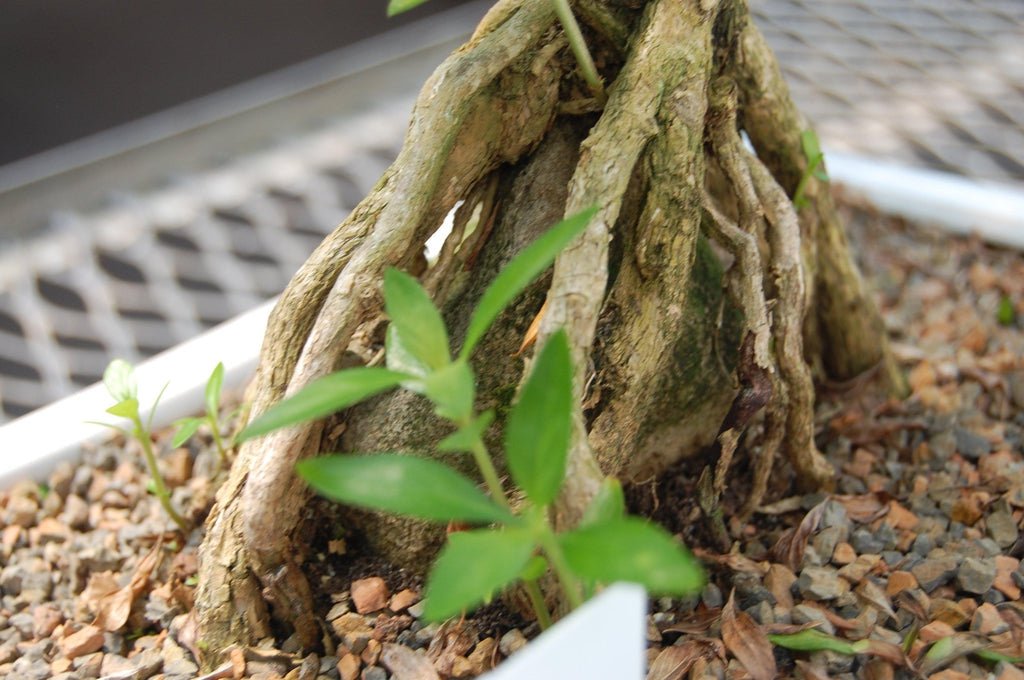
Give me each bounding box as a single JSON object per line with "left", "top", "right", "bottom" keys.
{"left": 721, "top": 591, "right": 776, "bottom": 680}
{"left": 647, "top": 641, "right": 713, "bottom": 680}
{"left": 381, "top": 643, "right": 442, "bottom": 680}
{"left": 92, "top": 540, "right": 163, "bottom": 631}
{"left": 692, "top": 548, "right": 770, "bottom": 576}
{"left": 772, "top": 499, "right": 828, "bottom": 572}
{"left": 660, "top": 607, "right": 722, "bottom": 636}
{"left": 835, "top": 494, "right": 888, "bottom": 523}
{"left": 794, "top": 659, "right": 831, "bottom": 680}
{"left": 855, "top": 580, "right": 896, "bottom": 621}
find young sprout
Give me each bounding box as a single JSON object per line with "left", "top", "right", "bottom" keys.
{"left": 95, "top": 360, "right": 189, "bottom": 532}
{"left": 172, "top": 362, "right": 232, "bottom": 474}
{"left": 793, "top": 129, "right": 829, "bottom": 209}
{"left": 239, "top": 206, "right": 704, "bottom": 627}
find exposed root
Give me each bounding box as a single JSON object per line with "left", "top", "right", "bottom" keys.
{"left": 745, "top": 149, "right": 835, "bottom": 489}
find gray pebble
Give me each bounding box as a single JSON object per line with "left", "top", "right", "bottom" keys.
{"left": 8, "top": 612, "right": 34, "bottom": 638}
{"left": 929, "top": 430, "right": 957, "bottom": 460}
{"left": 701, "top": 583, "right": 723, "bottom": 609}
{"left": 957, "top": 557, "right": 996, "bottom": 594}
{"left": 813, "top": 526, "right": 847, "bottom": 562}
{"left": 796, "top": 566, "right": 848, "bottom": 601}
{"left": 983, "top": 589, "right": 1006, "bottom": 605}
{"left": 851, "top": 528, "right": 885, "bottom": 555}
{"left": 821, "top": 501, "right": 850, "bottom": 531}
{"left": 499, "top": 629, "right": 527, "bottom": 656}
{"left": 746, "top": 600, "right": 774, "bottom": 625}
{"left": 986, "top": 511, "right": 1019, "bottom": 548}
{"left": 954, "top": 427, "right": 991, "bottom": 459}
{"left": 911, "top": 555, "right": 960, "bottom": 592}
{"left": 881, "top": 551, "right": 905, "bottom": 567}
{"left": 790, "top": 604, "right": 836, "bottom": 635}
{"left": 911, "top": 533, "right": 935, "bottom": 557}
{"left": 362, "top": 667, "right": 387, "bottom": 680}
{"left": 11, "top": 656, "right": 50, "bottom": 680}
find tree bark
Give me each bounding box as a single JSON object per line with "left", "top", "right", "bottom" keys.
{"left": 195, "top": 0, "right": 901, "bottom": 666}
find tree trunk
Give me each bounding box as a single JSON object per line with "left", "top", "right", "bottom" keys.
{"left": 195, "top": 0, "right": 901, "bottom": 666}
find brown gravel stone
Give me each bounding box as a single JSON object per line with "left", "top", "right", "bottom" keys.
{"left": 918, "top": 620, "right": 956, "bottom": 642}
{"left": 764, "top": 564, "right": 797, "bottom": 609}
{"left": 997, "top": 663, "right": 1024, "bottom": 680}
{"left": 32, "top": 604, "right": 62, "bottom": 638}
{"left": 929, "top": 599, "right": 969, "bottom": 627}
{"left": 60, "top": 624, "right": 105, "bottom": 659}
{"left": 930, "top": 670, "right": 970, "bottom": 680}
{"left": 993, "top": 556, "right": 1022, "bottom": 599}
{"left": 832, "top": 542, "right": 856, "bottom": 565}
{"left": 361, "top": 639, "right": 382, "bottom": 666}
{"left": 162, "top": 448, "right": 193, "bottom": 487}
{"left": 971, "top": 602, "right": 1009, "bottom": 635}
{"left": 466, "top": 637, "right": 497, "bottom": 675}
{"left": 887, "top": 501, "right": 919, "bottom": 530}
{"left": 337, "top": 653, "right": 361, "bottom": 680}
{"left": 886, "top": 571, "right": 918, "bottom": 597}
{"left": 388, "top": 588, "right": 420, "bottom": 613}
{"left": 351, "top": 577, "right": 389, "bottom": 614}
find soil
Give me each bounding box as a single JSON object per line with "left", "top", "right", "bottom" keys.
{"left": 1, "top": 199, "right": 1023, "bottom": 680}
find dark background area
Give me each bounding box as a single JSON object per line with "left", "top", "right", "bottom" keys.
{"left": 0, "top": 0, "right": 467, "bottom": 166}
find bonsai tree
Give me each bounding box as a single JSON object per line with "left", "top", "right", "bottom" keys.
{"left": 195, "top": 0, "right": 904, "bottom": 663}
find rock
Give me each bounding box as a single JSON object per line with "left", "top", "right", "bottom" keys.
{"left": 796, "top": 566, "right": 849, "bottom": 601}
{"left": 838, "top": 554, "right": 882, "bottom": 583}
{"left": 911, "top": 533, "right": 936, "bottom": 556}
{"left": 5, "top": 496, "right": 39, "bottom": 528}
{"left": 10, "top": 656, "right": 50, "bottom": 680}
{"left": 466, "top": 638, "right": 497, "bottom": 675}
{"left": 929, "top": 599, "right": 969, "bottom": 627}
{"left": 954, "top": 428, "right": 991, "bottom": 460}
{"left": 498, "top": 629, "right": 527, "bottom": 657}
{"left": 9, "top": 611, "right": 35, "bottom": 638}
{"left": 61, "top": 625, "right": 106, "bottom": 659}
{"left": 993, "top": 556, "right": 1022, "bottom": 599}
{"left": 851, "top": 528, "right": 885, "bottom": 555}
{"left": 764, "top": 564, "right": 796, "bottom": 610}
{"left": 832, "top": 542, "right": 856, "bottom": 565}
{"left": 388, "top": 588, "right": 420, "bottom": 613}
{"left": 73, "top": 651, "right": 103, "bottom": 677}
{"left": 930, "top": 430, "right": 957, "bottom": 461}
{"left": 449, "top": 656, "right": 475, "bottom": 678}
{"left": 361, "top": 666, "right": 387, "bottom": 680}
{"left": 62, "top": 495, "right": 90, "bottom": 531}
{"left": 360, "top": 639, "right": 381, "bottom": 667}
{"left": 350, "top": 578, "right": 389, "bottom": 614}
{"left": 919, "top": 620, "right": 957, "bottom": 643}
{"left": 161, "top": 639, "right": 198, "bottom": 677}
{"left": 986, "top": 511, "right": 1019, "bottom": 548}
{"left": 701, "top": 582, "right": 724, "bottom": 609}
{"left": 32, "top": 604, "right": 63, "bottom": 638}
{"left": 911, "top": 555, "right": 960, "bottom": 592}
{"left": 997, "top": 661, "right": 1024, "bottom": 680}
{"left": 884, "top": 569, "right": 917, "bottom": 598}
{"left": 957, "top": 557, "right": 996, "bottom": 594}
{"left": 337, "top": 655, "right": 361, "bottom": 680}
{"left": 971, "top": 602, "right": 1009, "bottom": 635}
{"left": 326, "top": 601, "right": 351, "bottom": 621}
{"left": 790, "top": 604, "right": 836, "bottom": 635}
{"left": 813, "top": 527, "right": 846, "bottom": 562}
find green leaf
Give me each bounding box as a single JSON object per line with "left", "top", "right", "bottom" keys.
{"left": 559, "top": 517, "right": 705, "bottom": 595}
{"left": 239, "top": 367, "right": 409, "bottom": 441}
{"left": 297, "top": 454, "right": 513, "bottom": 524}
{"left": 580, "top": 477, "right": 625, "bottom": 527}
{"left": 103, "top": 359, "right": 137, "bottom": 402}
{"left": 387, "top": 0, "right": 430, "bottom": 17}
{"left": 205, "top": 362, "right": 224, "bottom": 416}
{"left": 106, "top": 398, "right": 140, "bottom": 419}
{"left": 504, "top": 330, "right": 572, "bottom": 505}
{"left": 813, "top": 166, "right": 829, "bottom": 182}
{"left": 386, "top": 325, "right": 430, "bottom": 378}
{"left": 423, "top": 360, "right": 475, "bottom": 423}
{"left": 383, "top": 268, "right": 450, "bottom": 370}
{"left": 438, "top": 410, "right": 495, "bottom": 453}
{"left": 801, "top": 130, "right": 822, "bottom": 163}
{"left": 769, "top": 629, "right": 858, "bottom": 655}
{"left": 519, "top": 555, "right": 548, "bottom": 581}
{"left": 997, "top": 295, "right": 1016, "bottom": 326}
{"left": 423, "top": 528, "right": 535, "bottom": 621}
{"left": 172, "top": 418, "right": 203, "bottom": 448}
{"left": 459, "top": 206, "right": 598, "bottom": 360}
{"left": 974, "top": 648, "right": 1024, "bottom": 665}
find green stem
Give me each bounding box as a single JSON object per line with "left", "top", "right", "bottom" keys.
{"left": 135, "top": 419, "right": 189, "bottom": 531}
{"left": 539, "top": 528, "right": 584, "bottom": 610}
{"left": 551, "top": 0, "right": 606, "bottom": 102}
{"left": 469, "top": 437, "right": 511, "bottom": 511}
{"left": 523, "top": 579, "right": 553, "bottom": 630}
{"left": 208, "top": 416, "right": 228, "bottom": 473}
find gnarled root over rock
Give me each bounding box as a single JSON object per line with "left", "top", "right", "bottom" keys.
{"left": 195, "top": 0, "right": 901, "bottom": 666}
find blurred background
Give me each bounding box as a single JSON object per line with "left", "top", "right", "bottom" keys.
{"left": 0, "top": 0, "right": 1022, "bottom": 422}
